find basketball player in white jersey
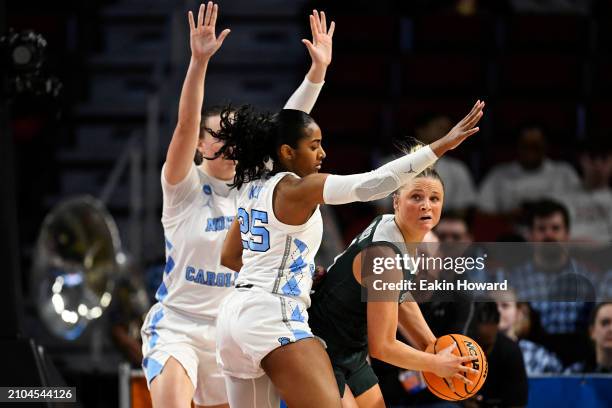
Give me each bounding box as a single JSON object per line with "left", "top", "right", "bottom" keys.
{"left": 140, "top": 3, "right": 334, "bottom": 407}
{"left": 215, "top": 93, "right": 485, "bottom": 407}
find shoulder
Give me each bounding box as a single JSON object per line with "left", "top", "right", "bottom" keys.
{"left": 274, "top": 172, "right": 301, "bottom": 188}
{"left": 372, "top": 216, "right": 404, "bottom": 244}
{"left": 344, "top": 217, "right": 400, "bottom": 263}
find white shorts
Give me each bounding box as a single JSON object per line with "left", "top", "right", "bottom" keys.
{"left": 216, "top": 287, "right": 314, "bottom": 379}
{"left": 141, "top": 303, "right": 227, "bottom": 406}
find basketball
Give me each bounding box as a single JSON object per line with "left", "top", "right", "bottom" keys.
{"left": 422, "top": 334, "right": 488, "bottom": 401}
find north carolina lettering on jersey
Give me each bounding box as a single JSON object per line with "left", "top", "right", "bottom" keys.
{"left": 185, "top": 265, "right": 238, "bottom": 287}
{"left": 248, "top": 185, "right": 263, "bottom": 200}
{"left": 205, "top": 216, "right": 235, "bottom": 232}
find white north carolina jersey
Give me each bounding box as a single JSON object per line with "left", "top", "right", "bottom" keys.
{"left": 235, "top": 171, "right": 323, "bottom": 307}
{"left": 156, "top": 162, "right": 238, "bottom": 318}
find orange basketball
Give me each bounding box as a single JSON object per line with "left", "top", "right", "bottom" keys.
{"left": 422, "top": 334, "right": 488, "bottom": 401}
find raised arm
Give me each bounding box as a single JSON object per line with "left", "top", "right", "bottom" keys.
{"left": 276, "top": 100, "right": 485, "bottom": 225}
{"left": 284, "top": 10, "right": 335, "bottom": 114}
{"left": 164, "top": 2, "right": 230, "bottom": 185}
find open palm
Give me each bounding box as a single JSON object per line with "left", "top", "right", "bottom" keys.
{"left": 444, "top": 100, "right": 485, "bottom": 150}
{"left": 188, "top": 1, "right": 230, "bottom": 60}
{"left": 302, "top": 10, "right": 335, "bottom": 66}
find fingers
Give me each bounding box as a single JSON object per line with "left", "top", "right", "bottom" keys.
{"left": 461, "top": 355, "right": 480, "bottom": 363}
{"left": 457, "top": 365, "right": 480, "bottom": 376}
{"left": 453, "top": 373, "right": 474, "bottom": 386}
{"left": 210, "top": 3, "right": 218, "bottom": 28}
{"left": 188, "top": 11, "right": 196, "bottom": 32}
{"left": 218, "top": 28, "right": 231, "bottom": 45}
{"left": 197, "top": 3, "right": 205, "bottom": 27}
{"left": 328, "top": 21, "right": 336, "bottom": 38}
{"left": 460, "top": 100, "right": 485, "bottom": 129}
{"left": 309, "top": 15, "right": 317, "bottom": 44}
{"left": 447, "top": 378, "right": 456, "bottom": 393}
{"left": 461, "top": 127, "right": 480, "bottom": 139}
{"left": 302, "top": 39, "right": 315, "bottom": 49}
{"left": 205, "top": 1, "right": 213, "bottom": 26}
{"left": 461, "top": 100, "right": 482, "bottom": 124}
{"left": 320, "top": 10, "right": 327, "bottom": 33}
{"left": 313, "top": 9, "right": 322, "bottom": 34}
{"left": 464, "top": 100, "right": 482, "bottom": 123}
{"left": 463, "top": 110, "right": 483, "bottom": 130}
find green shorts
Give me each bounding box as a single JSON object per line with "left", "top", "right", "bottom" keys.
{"left": 326, "top": 344, "right": 379, "bottom": 398}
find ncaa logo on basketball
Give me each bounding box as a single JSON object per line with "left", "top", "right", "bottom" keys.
{"left": 465, "top": 340, "right": 479, "bottom": 370}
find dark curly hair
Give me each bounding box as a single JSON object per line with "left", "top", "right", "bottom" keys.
{"left": 194, "top": 105, "right": 226, "bottom": 165}
{"left": 211, "top": 105, "right": 316, "bottom": 189}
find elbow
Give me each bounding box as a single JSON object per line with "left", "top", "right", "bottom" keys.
{"left": 368, "top": 341, "right": 389, "bottom": 361}
{"left": 220, "top": 252, "right": 240, "bottom": 272}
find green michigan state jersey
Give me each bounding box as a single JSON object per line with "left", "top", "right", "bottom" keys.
{"left": 309, "top": 214, "right": 412, "bottom": 351}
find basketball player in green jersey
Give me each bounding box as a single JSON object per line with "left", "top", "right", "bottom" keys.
{"left": 309, "top": 147, "right": 479, "bottom": 408}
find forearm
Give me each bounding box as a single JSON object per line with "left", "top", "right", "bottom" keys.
{"left": 283, "top": 72, "right": 325, "bottom": 114}
{"left": 164, "top": 57, "right": 209, "bottom": 182}
{"left": 322, "top": 146, "right": 438, "bottom": 205}
{"left": 371, "top": 339, "right": 436, "bottom": 372}
{"left": 176, "top": 57, "right": 209, "bottom": 130}
{"left": 398, "top": 302, "right": 436, "bottom": 351}
{"left": 178, "top": 57, "right": 208, "bottom": 125}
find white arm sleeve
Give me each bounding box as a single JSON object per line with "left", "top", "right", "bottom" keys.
{"left": 283, "top": 76, "right": 324, "bottom": 114}
{"left": 323, "top": 146, "right": 439, "bottom": 205}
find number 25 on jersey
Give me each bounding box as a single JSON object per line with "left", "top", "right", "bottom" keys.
{"left": 237, "top": 207, "right": 270, "bottom": 252}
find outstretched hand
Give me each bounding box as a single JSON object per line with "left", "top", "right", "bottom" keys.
{"left": 444, "top": 100, "right": 485, "bottom": 150}
{"left": 430, "top": 100, "right": 485, "bottom": 157}
{"left": 302, "top": 10, "right": 335, "bottom": 67}
{"left": 188, "top": 1, "right": 230, "bottom": 61}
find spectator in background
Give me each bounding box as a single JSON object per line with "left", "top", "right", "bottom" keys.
{"left": 434, "top": 211, "right": 495, "bottom": 284}
{"left": 547, "top": 138, "right": 612, "bottom": 243}
{"left": 566, "top": 302, "right": 612, "bottom": 373}
{"left": 478, "top": 123, "right": 580, "bottom": 216}
{"left": 495, "top": 290, "right": 563, "bottom": 374}
{"left": 509, "top": 199, "right": 595, "bottom": 366}
{"left": 376, "top": 113, "right": 477, "bottom": 215}
{"left": 465, "top": 302, "right": 528, "bottom": 408}
{"left": 434, "top": 211, "right": 473, "bottom": 243}
{"left": 108, "top": 275, "right": 150, "bottom": 366}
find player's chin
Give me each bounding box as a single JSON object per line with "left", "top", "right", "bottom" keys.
{"left": 416, "top": 220, "right": 435, "bottom": 232}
